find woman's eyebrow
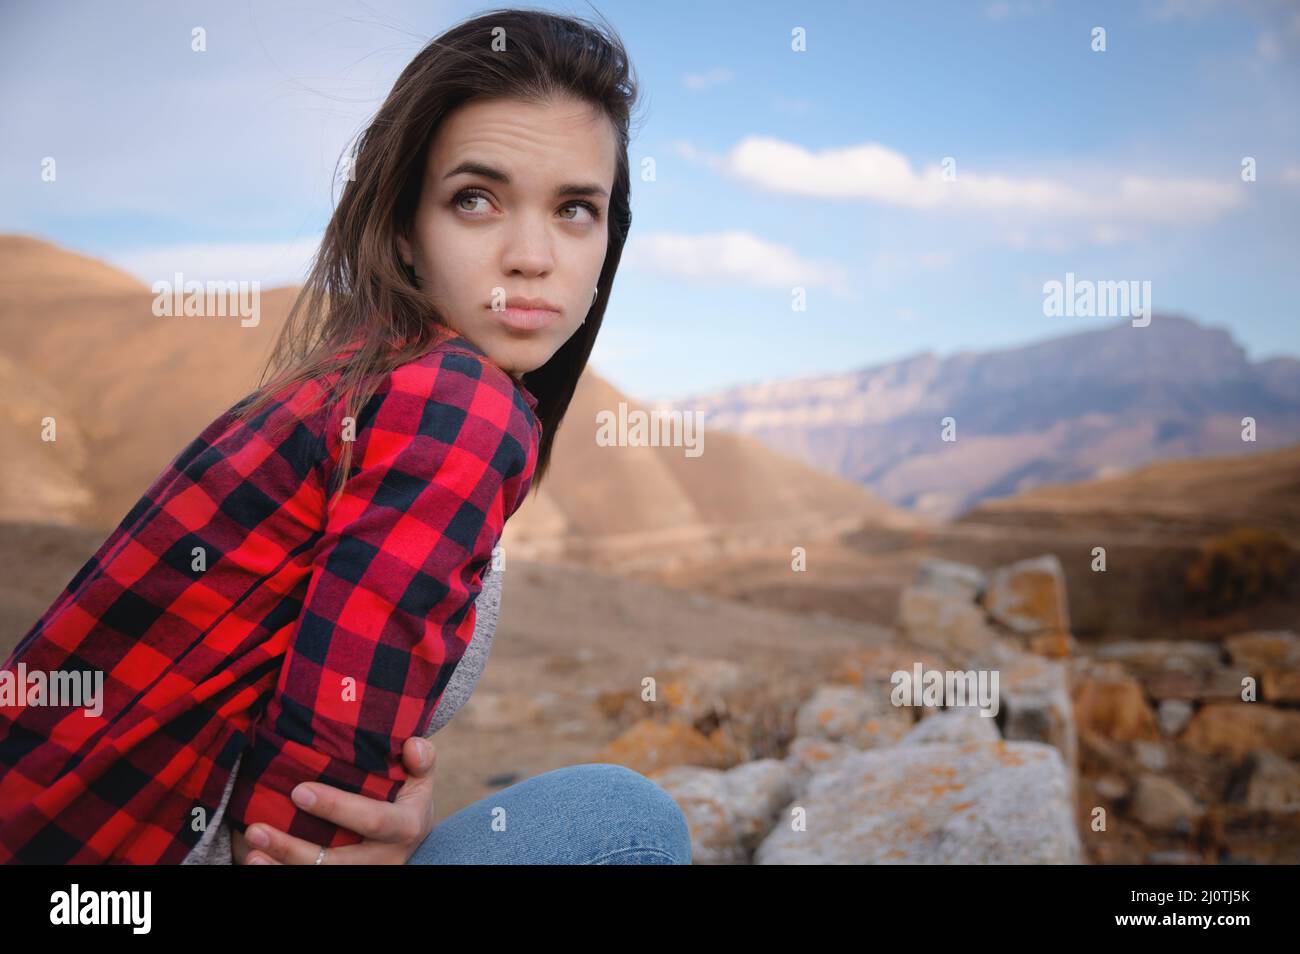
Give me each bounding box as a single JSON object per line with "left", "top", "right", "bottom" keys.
{"left": 443, "top": 159, "right": 608, "bottom": 198}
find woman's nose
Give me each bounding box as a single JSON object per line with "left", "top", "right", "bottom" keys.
{"left": 500, "top": 214, "right": 555, "bottom": 275}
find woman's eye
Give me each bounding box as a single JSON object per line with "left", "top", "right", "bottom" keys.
{"left": 559, "top": 202, "right": 600, "bottom": 224}
{"left": 453, "top": 190, "right": 599, "bottom": 223}
{"left": 454, "top": 190, "right": 491, "bottom": 214}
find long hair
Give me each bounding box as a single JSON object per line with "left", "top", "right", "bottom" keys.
{"left": 231, "top": 7, "right": 640, "bottom": 510}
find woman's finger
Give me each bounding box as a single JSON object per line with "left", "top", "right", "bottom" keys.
{"left": 288, "top": 782, "right": 420, "bottom": 844}
{"left": 246, "top": 825, "right": 399, "bottom": 864}
{"left": 245, "top": 823, "right": 337, "bottom": 865}
{"left": 401, "top": 736, "right": 437, "bottom": 777}
{"left": 259, "top": 738, "right": 435, "bottom": 852}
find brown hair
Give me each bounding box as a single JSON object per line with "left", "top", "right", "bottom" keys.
{"left": 232, "top": 6, "right": 640, "bottom": 510}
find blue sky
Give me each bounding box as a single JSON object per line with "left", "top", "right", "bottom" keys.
{"left": 2, "top": 0, "right": 1297, "bottom": 400}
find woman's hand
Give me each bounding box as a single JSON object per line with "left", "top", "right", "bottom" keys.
{"left": 232, "top": 736, "right": 438, "bottom": 865}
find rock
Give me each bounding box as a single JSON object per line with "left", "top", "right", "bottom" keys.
{"left": 1158, "top": 699, "right": 1194, "bottom": 736}
{"left": 1130, "top": 773, "right": 1204, "bottom": 835}
{"left": 595, "top": 718, "right": 745, "bottom": 774}
{"left": 595, "top": 656, "right": 748, "bottom": 725}
{"left": 1072, "top": 661, "right": 1160, "bottom": 742}
{"left": 830, "top": 645, "right": 950, "bottom": 693}
{"left": 794, "top": 684, "right": 914, "bottom": 750}
{"left": 754, "top": 740, "right": 1082, "bottom": 864}
{"left": 1078, "top": 723, "right": 1134, "bottom": 772}
{"left": 899, "top": 584, "right": 1000, "bottom": 663}
{"left": 1000, "top": 652, "right": 1078, "bottom": 784}
{"left": 649, "top": 758, "right": 797, "bottom": 864}
{"left": 916, "top": 558, "right": 986, "bottom": 599}
{"left": 1145, "top": 668, "right": 1252, "bottom": 703}
{"left": 1029, "top": 631, "right": 1076, "bottom": 658}
{"left": 642, "top": 766, "right": 738, "bottom": 864}
{"left": 1133, "top": 739, "right": 1169, "bottom": 772}
{"left": 782, "top": 735, "right": 857, "bottom": 795}
{"left": 718, "top": 759, "right": 799, "bottom": 853}
{"left": 1182, "top": 703, "right": 1300, "bottom": 760}
{"left": 1224, "top": 750, "right": 1300, "bottom": 811}
{"left": 1092, "top": 640, "right": 1222, "bottom": 672}
{"left": 1262, "top": 671, "right": 1300, "bottom": 704}
{"left": 1227, "top": 631, "right": 1300, "bottom": 703}
{"left": 982, "top": 555, "right": 1070, "bottom": 635}
{"left": 1090, "top": 640, "right": 1245, "bottom": 702}
{"left": 900, "top": 706, "right": 1001, "bottom": 746}
{"left": 1094, "top": 774, "right": 1130, "bottom": 801}
{"left": 1202, "top": 804, "right": 1300, "bottom": 864}
{"left": 1224, "top": 630, "right": 1300, "bottom": 670}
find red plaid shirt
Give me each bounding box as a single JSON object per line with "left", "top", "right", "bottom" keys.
{"left": 0, "top": 329, "right": 540, "bottom": 863}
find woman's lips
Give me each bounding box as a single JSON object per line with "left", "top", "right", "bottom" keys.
{"left": 489, "top": 305, "right": 561, "bottom": 331}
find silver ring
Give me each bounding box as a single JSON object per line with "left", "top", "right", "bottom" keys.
{"left": 314, "top": 845, "right": 327, "bottom": 865}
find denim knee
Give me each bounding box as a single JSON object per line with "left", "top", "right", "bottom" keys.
{"left": 571, "top": 763, "right": 693, "bottom": 865}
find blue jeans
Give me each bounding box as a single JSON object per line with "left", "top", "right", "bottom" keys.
{"left": 406, "top": 763, "right": 692, "bottom": 864}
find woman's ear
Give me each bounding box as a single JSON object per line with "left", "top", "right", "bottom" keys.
{"left": 396, "top": 231, "right": 413, "bottom": 267}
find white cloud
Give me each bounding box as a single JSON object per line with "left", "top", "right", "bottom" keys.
{"left": 105, "top": 238, "right": 323, "bottom": 288}
{"left": 1256, "top": 7, "right": 1300, "bottom": 59}
{"left": 669, "top": 139, "right": 707, "bottom": 163}
{"left": 717, "top": 136, "right": 1243, "bottom": 227}
{"left": 623, "top": 230, "right": 852, "bottom": 295}
{"left": 1001, "top": 231, "right": 1073, "bottom": 253}
{"left": 1089, "top": 224, "right": 1128, "bottom": 245}
{"left": 682, "top": 67, "right": 734, "bottom": 91}
{"left": 869, "top": 250, "right": 953, "bottom": 277}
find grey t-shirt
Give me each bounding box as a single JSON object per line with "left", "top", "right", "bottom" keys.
{"left": 181, "top": 562, "right": 503, "bottom": 864}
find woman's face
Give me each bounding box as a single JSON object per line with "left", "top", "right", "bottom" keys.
{"left": 398, "top": 94, "right": 617, "bottom": 380}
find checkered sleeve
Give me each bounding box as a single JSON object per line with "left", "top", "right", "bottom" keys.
{"left": 222, "top": 349, "right": 535, "bottom": 848}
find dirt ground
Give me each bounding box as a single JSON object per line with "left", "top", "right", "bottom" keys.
{"left": 426, "top": 555, "right": 895, "bottom": 818}
{"left": 0, "top": 522, "right": 895, "bottom": 822}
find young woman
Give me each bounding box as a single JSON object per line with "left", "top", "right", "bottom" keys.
{"left": 0, "top": 8, "right": 691, "bottom": 866}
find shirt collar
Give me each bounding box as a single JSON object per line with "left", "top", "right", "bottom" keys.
{"left": 515, "top": 378, "right": 540, "bottom": 412}
{"left": 435, "top": 327, "right": 539, "bottom": 413}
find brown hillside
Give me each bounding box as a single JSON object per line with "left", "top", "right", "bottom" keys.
{"left": 958, "top": 443, "right": 1300, "bottom": 541}
{"left": 2, "top": 235, "right": 908, "bottom": 564}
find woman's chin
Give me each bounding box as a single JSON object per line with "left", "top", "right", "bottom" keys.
{"left": 485, "top": 338, "right": 554, "bottom": 378}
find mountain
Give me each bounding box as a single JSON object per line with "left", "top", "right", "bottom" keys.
{"left": 958, "top": 442, "right": 1300, "bottom": 541}
{"left": 0, "top": 234, "right": 905, "bottom": 566}
{"left": 652, "top": 315, "right": 1300, "bottom": 519}
{"left": 502, "top": 370, "right": 912, "bottom": 569}
{"left": 0, "top": 234, "right": 297, "bottom": 526}
{"left": 0, "top": 349, "right": 92, "bottom": 525}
